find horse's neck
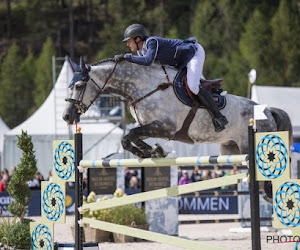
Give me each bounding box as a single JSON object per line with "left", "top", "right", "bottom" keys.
{"left": 92, "top": 61, "right": 174, "bottom": 99}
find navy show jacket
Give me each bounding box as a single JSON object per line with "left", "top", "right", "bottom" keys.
{"left": 125, "top": 36, "right": 198, "bottom": 69}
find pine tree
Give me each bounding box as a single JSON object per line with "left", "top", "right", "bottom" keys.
{"left": 270, "top": 0, "right": 300, "bottom": 86}
{"left": 7, "top": 130, "right": 37, "bottom": 222}
{"left": 239, "top": 10, "right": 273, "bottom": 87}
{"left": 94, "top": 0, "right": 147, "bottom": 60}
{"left": 0, "top": 43, "right": 24, "bottom": 128}
{"left": 20, "top": 50, "right": 36, "bottom": 117}
{"left": 33, "top": 36, "right": 55, "bottom": 109}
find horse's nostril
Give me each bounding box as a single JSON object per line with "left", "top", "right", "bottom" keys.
{"left": 63, "top": 114, "right": 69, "bottom": 121}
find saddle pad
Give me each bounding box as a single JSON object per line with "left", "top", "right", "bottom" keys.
{"left": 173, "top": 69, "right": 226, "bottom": 109}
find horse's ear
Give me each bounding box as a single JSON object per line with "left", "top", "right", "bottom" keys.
{"left": 69, "top": 58, "right": 81, "bottom": 72}
{"left": 80, "top": 56, "right": 89, "bottom": 73}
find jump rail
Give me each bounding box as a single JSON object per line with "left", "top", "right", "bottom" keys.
{"left": 79, "top": 154, "right": 249, "bottom": 171}
{"left": 178, "top": 190, "right": 264, "bottom": 198}
{"left": 79, "top": 173, "right": 247, "bottom": 212}
{"left": 80, "top": 218, "right": 225, "bottom": 250}
{"left": 178, "top": 217, "right": 273, "bottom": 224}
{"left": 179, "top": 165, "right": 248, "bottom": 170}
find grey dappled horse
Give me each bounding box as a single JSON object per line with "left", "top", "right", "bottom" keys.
{"left": 63, "top": 57, "right": 293, "bottom": 159}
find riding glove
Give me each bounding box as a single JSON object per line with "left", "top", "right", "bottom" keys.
{"left": 114, "top": 54, "right": 125, "bottom": 63}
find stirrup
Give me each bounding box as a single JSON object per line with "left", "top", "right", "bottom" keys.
{"left": 213, "top": 116, "right": 228, "bottom": 132}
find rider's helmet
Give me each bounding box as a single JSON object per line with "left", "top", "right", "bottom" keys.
{"left": 122, "top": 24, "right": 147, "bottom": 42}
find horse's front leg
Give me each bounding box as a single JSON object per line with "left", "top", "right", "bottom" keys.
{"left": 121, "top": 121, "right": 171, "bottom": 158}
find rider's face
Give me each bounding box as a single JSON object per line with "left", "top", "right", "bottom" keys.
{"left": 126, "top": 38, "right": 138, "bottom": 52}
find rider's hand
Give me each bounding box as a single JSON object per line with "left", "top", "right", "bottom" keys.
{"left": 114, "top": 54, "right": 125, "bottom": 63}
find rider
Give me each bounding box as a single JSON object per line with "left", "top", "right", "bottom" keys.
{"left": 114, "top": 24, "right": 228, "bottom": 132}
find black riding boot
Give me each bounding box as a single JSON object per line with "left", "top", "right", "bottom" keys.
{"left": 197, "top": 86, "right": 228, "bottom": 132}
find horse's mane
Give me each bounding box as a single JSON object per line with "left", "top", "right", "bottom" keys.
{"left": 91, "top": 58, "right": 176, "bottom": 71}
{"left": 91, "top": 58, "right": 115, "bottom": 66}
{"left": 90, "top": 57, "right": 178, "bottom": 80}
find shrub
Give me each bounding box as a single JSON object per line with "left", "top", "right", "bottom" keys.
{"left": 109, "top": 204, "right": 147, "bottom": 226}
{"left": 84, "top": 189, "right": 147, "bottom": 226}
{"left": 7, "top": 130, "right": 37, "bottom": 222}
{"left": 5, "top": 219, "right": 31, "bottom": 249}
{"left": 0, "top": 217, "right": 17, "bottom": 241}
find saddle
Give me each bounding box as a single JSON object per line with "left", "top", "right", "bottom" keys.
{"left": 173, "top": 68, "right": 226, "bottom": 109}
{"left": 183, "top": 75, "right": 224, "bottom": 99}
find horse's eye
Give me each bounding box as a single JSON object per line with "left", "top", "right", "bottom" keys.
{"left": 75, "top": 83, "right": 85, "bottom": 90}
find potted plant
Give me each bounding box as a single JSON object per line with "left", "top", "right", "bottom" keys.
{"left": 81, "top": 192, "right": 112, "bottom": 242}
{"left": 81, "top": 188, "right": 148, "bottom": 243}
{"left": 109, "top": 189, "right": 148, "bottom": 243}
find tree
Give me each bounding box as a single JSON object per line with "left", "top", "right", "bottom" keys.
{"left": 20, "top": 51, "right": 36, "bottom": 117}
{"left": 33, "top": 37, "right": 56, "bottom": 109}
{"left": 0, "top": 43, "right": 24, "bottom": 128}
{"left": 191, "top": 0, "right": 283, "bottom": 95}
{"left": 94, "top": 0, "right": 147, "bottom": 60}
{"left": 6, "top": 130, "right": 37, "bottom": 248}
{"left": 239, "top": 10, "right": 273, "bottom": 87}
{"left": 5, "top": 0, "right": 11, "bottom": 39}
{"left": 7, "top": 130, "right": 37, "bottom": 222}
{"left": 270, "top": 0, "right": 300, "bottom": 86}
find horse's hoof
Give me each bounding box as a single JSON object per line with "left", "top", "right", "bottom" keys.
{"left": 132, "top": 149, "right": 150, "bottom": 159}
{"left": 263, "top": 194, "right": 273, "bottom": 204}
{"left": 262, "top": 181, "right": 273, "bottom": 204}
{"left": 151, "top": 143, "right": 168, "bottom": 158}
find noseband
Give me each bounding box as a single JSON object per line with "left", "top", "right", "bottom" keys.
{"left": 65, "top": 62, "right": 118, "bottom": 114}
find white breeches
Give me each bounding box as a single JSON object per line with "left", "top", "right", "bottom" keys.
{"left": 187, "top": 43, "right": 205, "bottom": 95}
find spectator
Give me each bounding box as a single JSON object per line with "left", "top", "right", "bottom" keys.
{"left": 178, "top": 169, "right": 183, "bottom": 181}
{"left": 179, "top": 170, "right": 192, "bottom": 185}
{"left": 211, "top": 171, "right": 219, "bottom": 179}
{"left": 35, "top": 172, "right": 44, "bottom": 185}
{"left": 0, "top": 172, "right": 10, "bottom": 192}
{"left": 47, "top": 170, "right": 53, "bottom": 181}
{"left": 124, "top": 168, "right": 138, "bottom": 189}
{"left": 2, "top": 168, "right": 10, "bottom": 183}
{"left": 217, "top": 170, "right": 225, "bottom": 177}
{"left": 28, "top": 172, "right": 44, "bottom": 189}
{"left": 201, "top": 170, "right": 211, "bottom": 180}
{"left": 10, "top": 166, "right": 17, "bottom": 177}
{"left": 191, "top": 169, "right": 201, "bottom": 182}
{"left": 129, "top": 176, "right": 140, "bottom": 190}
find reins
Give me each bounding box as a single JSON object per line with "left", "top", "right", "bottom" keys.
{"left": 69, "top": 61, "right": 181, "bottom": 123}
{"left": 130, "top": 66, "right": 179, "bottom": 106}
{"left": 88, "top": 61, "right": 119, "bottom": 108}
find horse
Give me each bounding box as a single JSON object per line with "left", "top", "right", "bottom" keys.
{"left": 63, "top": 57, "right": 293, "bottom": 160}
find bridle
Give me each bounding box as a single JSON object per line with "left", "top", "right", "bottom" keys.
{"left": 65, "top": 62, "right": 118, "bottom": 114}
{"left": 65, "top": 60, "right": 175, "bottom": 126}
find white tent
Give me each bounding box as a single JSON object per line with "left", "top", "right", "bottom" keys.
{"left": 0, "top": 116, "right": 10, "bottom": 169}
{"left": 3, "top": 60, "right": 123, "bottom": 178}
{"left": 251, "top": 85, "right": 300, "bottom": 138}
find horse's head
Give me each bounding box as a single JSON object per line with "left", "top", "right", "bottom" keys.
{"left": 63, "top": 57, "right": 101, "bottom": 124}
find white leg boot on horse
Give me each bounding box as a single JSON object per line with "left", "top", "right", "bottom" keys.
{"left": 197, "top": 86, "right": 228, "bottom": 132}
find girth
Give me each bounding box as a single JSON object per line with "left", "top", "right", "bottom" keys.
{"left": 172, "top": 70, "right": 224, "bottom": 143}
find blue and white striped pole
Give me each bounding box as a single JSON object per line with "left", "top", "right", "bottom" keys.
{"left": 79, "top": 154, "right": 248, "bottom": 170}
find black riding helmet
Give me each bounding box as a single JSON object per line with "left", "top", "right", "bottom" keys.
{"left": 122, "top": 24, "right": 147, "bottom": 42}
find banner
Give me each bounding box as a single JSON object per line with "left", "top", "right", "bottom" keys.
{"left": 179, "top": 195, "right": 238, "bottom": 214}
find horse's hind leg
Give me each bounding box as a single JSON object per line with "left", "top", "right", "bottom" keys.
{"left": 220, "top": 141, "right": 241, "bottom": 155}
{"left": 121, "top": 137, "right": 150, "bottom": 158}
{"left": 121, "top": 121, "right": 171, "bottom": 158}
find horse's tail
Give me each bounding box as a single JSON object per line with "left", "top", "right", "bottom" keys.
{"left": 270, "top": 107, "right": 293, "bottom": 145}
{"left": 262, "top": 107, "right": 293, "bottom": 204}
